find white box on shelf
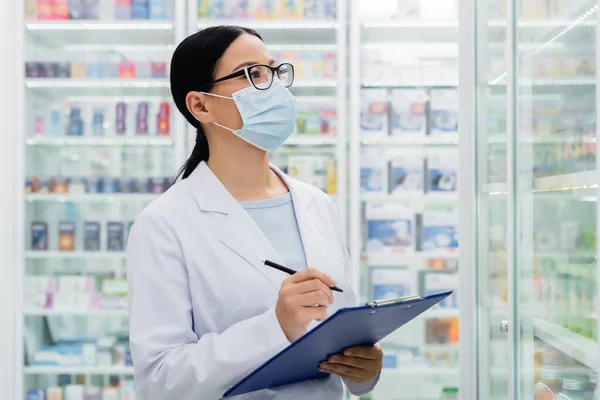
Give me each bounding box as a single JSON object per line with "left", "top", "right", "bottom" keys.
{"left": 101, "top": 279, "right": 128, "bottom": 296}
{"left": 52, "top": 292, "right": 94, "bottom": 310}
{"left": 360, "top": 89, "right": 389, "bottom": 138}
{"left": 429, "top": 89, "right": 459, "bottom": 137}
{"left": 287, "top": 155, "right": 330, "bottom": 194}
{"left": 421, "top": 209, "right": 459, "bottom": 252}
{"left": 366, "top": 202, "right": 415, "bottom": 253}
{"left": 389, "top": 152, "right": 424, "bottom": 195}
{"left": 390, "top": 89, "right": 428, "bottom": 138}
{"left": 370, "top": 267, "right": 417, "bottom": 301}
{"left": 361, "top": 149, "right": 388, "bottom": 195}
{"left": 58, "top": 276, "right": 96, "bottom": 293}
{"left": 25, "top": 276, "right": 56, "bottom": 295}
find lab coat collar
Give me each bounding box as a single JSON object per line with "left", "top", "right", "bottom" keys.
{"left": 188, "top": 161, "right": 312, "bottom": 214}
{"left": 188, "top": 161, "right": 318, "bottom": 288}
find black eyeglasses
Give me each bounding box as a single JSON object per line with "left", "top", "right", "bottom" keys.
{"left": 203, "top": 63, "right": 294, "bottom": 91}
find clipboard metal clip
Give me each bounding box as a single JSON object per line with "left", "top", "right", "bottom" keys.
{"left": 367, "top": 295, "right": 421, "bottom": 307}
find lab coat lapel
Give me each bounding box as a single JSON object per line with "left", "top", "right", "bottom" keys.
{"left": 189, "top": 162, "right": 286, "bottom": 289}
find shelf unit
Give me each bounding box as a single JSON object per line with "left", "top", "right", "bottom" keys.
{"left": 25, "top": 137, "right": 174, "bottom": 147}
{"left": 24, "top": 251, "right": 126, "bottom": 260}
{"left": 24, "top": 308, "right": 129, "bottom": 317}
{"left": 24, "top": 194, "right": 161, "bottom": 203}
{"left": 16, "top": 2, "right": 188, "bottom": 398}
{"left": 349, "top": 2, "right": 461, "bottom": 398}
{"left": 24, "top": 366, "right": 134, "bottom": 375}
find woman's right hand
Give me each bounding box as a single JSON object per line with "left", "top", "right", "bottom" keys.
{"left": 275, "top": 267, "right": 336, "bottom": 343}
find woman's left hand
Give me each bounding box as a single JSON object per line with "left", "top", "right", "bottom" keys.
{"left": 319, "top": 345, "right": 383, "bottom": 383}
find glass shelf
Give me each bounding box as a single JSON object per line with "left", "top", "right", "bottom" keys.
{"left": 361, "top": 137, "right": 459, "bottom": 146}
{"left": 24, "top": 308, "right": 129, "bottom": 317}
{"left": 25, "top": 138, "right": 173, "bottom": 147}
{"left": 25, "top": 79, "right": 170, "bottom": 89}
{"left": 196, "top": 20, "right": 338, "bottom": 30}
{"left": 24, "top": 251, "right": 126, "bottom": 259}
{"left": 362, "top": 80, "right": 459, "bottom": 88}
{"left": 533, "top": 318, "right": 597, "bottom": 369}
{"left": 25, "top": 194, "right": 160, "bottom": 203}
{"left": 24, "top": 366, "right": 134, "bottom": 375}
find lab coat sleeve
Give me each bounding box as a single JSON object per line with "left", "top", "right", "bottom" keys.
{"left": 127, "top": 211, "right": 290, "bottom": 400}
{"left": 326, "top": 198, "right": 380, "bottom": 396}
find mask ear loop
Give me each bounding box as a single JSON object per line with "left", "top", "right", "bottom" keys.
{"left": 201, "top": 92, "right": 233, "bottom": 100}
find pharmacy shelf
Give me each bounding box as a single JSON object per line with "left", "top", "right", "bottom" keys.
{"left": 25, "top": 251, "right": 126, "bottom": 260}
{"left": 25, "top": 193, "right": 160, "bottom": 203}
{"left": 533, "top": 318, "right": 597, "bottom": 369}
{"left": 362, "top": 81, "right": 458, "bottom": 88}
{"left": 489, "top": 78, "right": 597, "bottom": 87}
{"left": 482, "top": 172, "right": 599, "bottom": 195}
{"left": 24, "top": 366, "right": 134, "bottom": 375}
{"left": 24, "top": 308, "right": 128, "bottom": 317}
{"left": 25, "top": 79, "right": 170, "bottom": 89}
{"left": 533, "top": 170, "right": 599, "bottom": 192}
{"left": 293, "top": 79, "right": 337, "bottom": 88}
{"left": 196, "top": 20, "right": 338, "bottom": 30}
{"left": 361, "top": 193, "right": 459, "bottom": 204}
{"left": 488, "top": 135, "right": 597, "bottom": 145}
{"left": 284, "top": 136, "right": 337, "bottom": 146}
{"left": 361, "top": 137, "right": 459, "bottom": 146}
{"left": 25, "top": 137, "right": 173, "bottom": 147}
{"left": 360, "top": 20, "right": 459, "bottom": 43}
{"left": 365, "top": 251, "right": 459, "bottom": 267}
{"left": 25, "top": 20, "right": 174, "bottom": 31}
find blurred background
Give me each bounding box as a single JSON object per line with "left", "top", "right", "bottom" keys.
{"left": 0, "top": 0, "right": 598, "bottom": 399}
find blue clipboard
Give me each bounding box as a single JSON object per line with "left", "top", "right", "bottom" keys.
{"left": 223, "top": 291, "right": 453, "bottom": 397}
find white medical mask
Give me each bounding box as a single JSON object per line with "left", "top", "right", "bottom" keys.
{"left": 202, "top": 78, "right": 297, "bottom": 151}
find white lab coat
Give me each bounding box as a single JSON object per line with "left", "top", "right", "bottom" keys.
{"left": 127, "top": 162, "right": 378, "bottom": 400}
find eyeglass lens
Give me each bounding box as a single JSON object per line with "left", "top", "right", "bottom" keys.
{"left": 249, "top": 64, "right": 293, "bottom": 90}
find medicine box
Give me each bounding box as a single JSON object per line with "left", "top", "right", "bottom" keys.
{"left": 365, "top": 202, "right": 415, "bottom": 253}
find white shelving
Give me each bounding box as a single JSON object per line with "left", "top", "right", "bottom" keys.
{"left": 362, "top": 81, "right": 459, "bottom": 88}
{"left": 365, "top": 251, "right": 459, "bottom": 267}
{"left": 284, "top": 136, "right": 337, "bottom": 146}
{"left": 25, "top": 20, "right": 174, "bottom": 31}
{"left": 25, "top": 194, "right": 160, "bottom": 203}
{"left": 482, "top": 171, "right": 599, "bottom": 195}
{"left": 533, "top": 318, "right": 597, "bottom": 369}
{"left": 361, "top": 137, "right": 459, "bottom": 146}
{"left": 25, "top": 251, "right": 126, "bottom": 260}
{"left": 361, "top": 193, "right": 460, "bottom": 204}
{"left": 24, "top": 366, "right": 134, "bottom": 375}
{"left": 24, "top": 308, "right": 128, "bottom": 317}
{"left": 293, "top": 79, "right": 338, "bottom": 88}
{"left": 25, "top": 137, "right": 174, "bottom": 147}
{"left": 533, "top": 170, "right": 599, "bottom": 192}
{"left": 25, "top": 79, "right": 170, "bottom": 89}
{"left": 196, "top": 20, "right": 338, "bottom": 30}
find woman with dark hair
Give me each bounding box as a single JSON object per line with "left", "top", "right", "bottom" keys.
{"left": 126, "top": 26, "right": 382, "bottom": 399}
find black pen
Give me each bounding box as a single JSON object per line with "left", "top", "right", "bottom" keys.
{"left": 263, "top": 259, "right": 344, "bottom": 293}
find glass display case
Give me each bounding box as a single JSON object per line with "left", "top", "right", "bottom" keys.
{"left": 469, "top": 0, "right": 600, "bottom": 399}
{"left": 349, "top": 0, "right": 460, "bottom": 398}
